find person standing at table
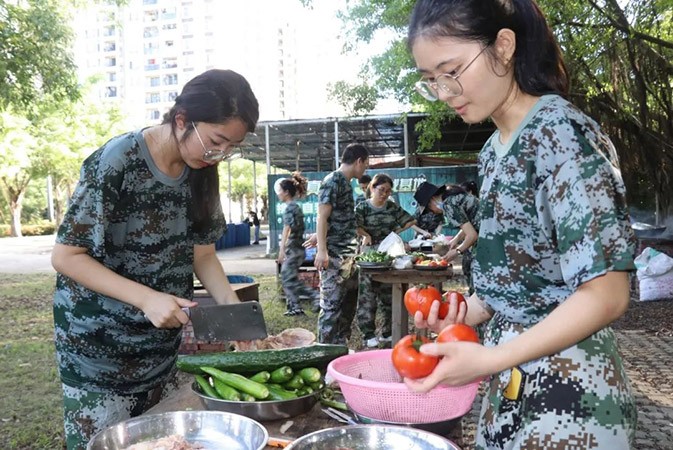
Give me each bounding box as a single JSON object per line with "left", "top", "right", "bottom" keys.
{"left": 246, "top": 210, "right": 261, "bottom": 244}
{"left": 276, "top": 172, "right": 318, "bottom": 316}
{"left": 412, "top": 181, "right": 446, "bottom": 237}
{"left": 355, "top": 173, "right": 422, "bottom": 347}
{"left": 50, "top": 69, "right": 259, "bottom": 449}
{"left": 314, "top": 143, "right": 369, "bottom": 344}
{"left": 440, "top": 184, "right": 479, "bottom": 295}
{"left": 355, "top": 174, "right": 372, "bottom": 206}
{"left": 405, "top": 0, "right": 637, "bottom": 448}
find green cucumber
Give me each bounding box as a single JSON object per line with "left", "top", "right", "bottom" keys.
{"left": 195, "top": 375, "right": 221, "bottom": 399}
{"left": 176, "top": 344, "right": 349, "bottom": 375}
{"left": 212, "top": 377, "right": 241, "bottom": 401}
{"left": 249, "top": 371, "right": 271, "bottom": 383}
{"left": 298, "top": 367, "right": 321, "bottom": 383}
{"left": 309, "top": 379, "right": 325, "bottom": 391}
{"left": 266, "top": 384, "right": 298, "bottom": 401}
{"left": 283, "top": 374, "right": 305, "bottom": 390}
{"left": 241, "top": 393, "right": 257, "bottom": 402}
{"left": 269, "top": 366, "right": 293, "bottom": 383}
{"left": 201, "top": 366, "right": 269, "bottom": 400}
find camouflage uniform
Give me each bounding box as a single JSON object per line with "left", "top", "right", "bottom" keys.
{"left": 355, "top": 200, "right": 414, "bottom": 340}
{"left": 53, "top": 131, "right": 226, "bottom": 449}
{"left": 473, "top": 95, "right": 636, "bottom": 449}
{"left": 317, "top": 170, "right": 358, "bottom": 344}
{"left": 412, "top": 206, "right": 444, "bottom": 235}
{"left": 441, "top": 191, "right": 479, "bottom": 294}
{"left": 280, "top": 200, "right": 315, "bottom": 312}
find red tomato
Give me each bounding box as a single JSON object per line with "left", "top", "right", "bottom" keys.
{"left": 403, "top": 286, "right": 421, "bottom": 316}
{"left": 391, "top": 335, "right": 438, "bottom": 379}
{"left": 436, "top": 324, "right": 479, "bottom": 343}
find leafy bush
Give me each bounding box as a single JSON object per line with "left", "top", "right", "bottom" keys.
{"left": 0, "top": 221, "right": 56, "bottom": 237}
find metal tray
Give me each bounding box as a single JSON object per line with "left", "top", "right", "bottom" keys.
{"left": 192, "top": 382, "right": 320, "bottom": 422}
{"left": 356, "top": 261, "right": 392, "bottom": 270}
{"left": 87, "top": 410, "right": 268, "bottom": 450}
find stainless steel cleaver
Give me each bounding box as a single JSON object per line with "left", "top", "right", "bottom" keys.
{"left": 184, "top": 301, "right": 268, "bottom": 341}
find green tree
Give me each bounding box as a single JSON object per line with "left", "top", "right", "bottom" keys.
{"left": 0, "top": 0, "right": 80, "bottom": 114}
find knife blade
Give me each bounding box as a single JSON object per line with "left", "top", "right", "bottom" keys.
{"left": 185, "top": 301, "right": 268, "bottom": 341}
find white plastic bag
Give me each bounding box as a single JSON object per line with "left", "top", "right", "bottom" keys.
{"left": 635, "top": 247, "right": 673, "bottom": 301}
{"left": 377, "top": 232, "right": 406, "bottom": 257}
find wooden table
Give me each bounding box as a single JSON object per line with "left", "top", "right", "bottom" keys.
{"left": 144, "top": 380, "right": 340, "bottom": 448}
{"left": 366, "top": 266, "right": 454, "bottom": 345}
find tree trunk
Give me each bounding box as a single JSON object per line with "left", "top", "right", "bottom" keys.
{"left": 9, "top": 193, "right": 24, "bottom": 237}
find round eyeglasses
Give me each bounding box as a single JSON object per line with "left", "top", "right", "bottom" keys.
{"left": 191, "top": 122, "right": 239, "bottom": 162}
{"left": 414, "top": 46, "right": 488, "bottom": 102}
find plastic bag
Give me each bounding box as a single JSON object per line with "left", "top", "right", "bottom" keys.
{"left": 634, "top": 247, "right": 673, "bottom": 301}
{"left": 377, "top": 232, "right": 406, "bottom": 257}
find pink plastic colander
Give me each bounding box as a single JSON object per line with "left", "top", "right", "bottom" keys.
{"left": 327, "top": 349, "right": 480, "bottom": 424}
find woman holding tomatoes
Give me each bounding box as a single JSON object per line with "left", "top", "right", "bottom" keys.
{"left": 404, "top": 0, "right": 637, "bottom": 449}
{"left": 355, "top": 173, "right": 422, "bottom": 347}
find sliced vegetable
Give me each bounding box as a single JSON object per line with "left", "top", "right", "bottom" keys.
{"left": 201, "top": 366, "right": 269, "bottom": 400}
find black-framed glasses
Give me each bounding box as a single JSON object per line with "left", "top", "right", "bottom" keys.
{"left": 414, "top": 46, "right": 489, "bottom": 101}
{"left": 191, "top": 121, "right": 238, "bottom": 162}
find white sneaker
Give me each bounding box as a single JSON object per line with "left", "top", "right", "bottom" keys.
{"left": 365, "top": 337, "right": 379, "bottom": 348}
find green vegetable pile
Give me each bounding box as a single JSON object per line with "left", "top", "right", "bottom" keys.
{"left": 194, "top": 365, "right": 325, "bottom": 402}
{"left": 355, "top": 250, "right": 392, "bottom": 263}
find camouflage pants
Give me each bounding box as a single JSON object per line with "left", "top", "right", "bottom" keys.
{"left": 357, "top": 273, "right": 392, "bottom": 340}
{"left": 476, "top": 314, "right": 637, "bottom": 449}
{"left": 462, "top": 248, "right": 474, "bottom": 295}
{"left": 61, "top": 370, "right": 181, "bottom": 450}
{"left": 317, "top": 256, "right": 359, "bottom": 345}
{"left": 280, "top": 246, "right": 316, "bottom": 310}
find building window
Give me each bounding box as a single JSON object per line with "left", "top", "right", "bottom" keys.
{"left": 104, "top": 57, "right": 116, "bottom": 67}
{"left": 145, "top": 93, "right": 161, "bottom": 104}
{"left": 163, "top": 74, "right": 178, "bottom": 85}
{"left": 162, "top": 58, "right": 177, "bottom": 69}
{"left": 166, "top": 91, "right": 178, "bottom": 102}
{"left": 105, "top": 86, "right": 117, "bottom": 98}
{"left": 103, "top": 42, "right": 116, "bottom": 52}
{"left": 103, "top": 25, "right": 115, "bottom": 37}
{"left": 162, "top": 23, "right": 177, "bottom": 30}
{"left": 107, "top": 72, "right": 116, "bottom": 82}
{"left": 143, "top": 27, "right": 159, "bottom": 38}
{"left": 148, "top": 109, "right": 161, "bottom": 120}
{"left": 148, "top": 76, "right": 160, "bottom": 87}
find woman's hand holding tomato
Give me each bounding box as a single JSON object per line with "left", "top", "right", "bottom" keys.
{"left": 391, "top": 335, "right": 439, "bottom": 379}
{"left": 411, "top": 290, "right": 468, "bottom": 334}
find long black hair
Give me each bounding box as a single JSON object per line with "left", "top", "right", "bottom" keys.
{"left": 162, "top": 69, "right": 259, "bottom": 233}
{"left": 408, "top": 0, "right": 568, "bottom": 97}
{"left": 279, "top": 172, "right": 308, "bottom": 199}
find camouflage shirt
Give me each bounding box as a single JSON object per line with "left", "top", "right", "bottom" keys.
{"left": 355, "top": 200, "right": 414, "bottom": 245}
{"left": 53, "top": 130, "right": 226, "bottom": 393}
{"left": 473, "top": 95, "right": 635, "bottom": 325}
{"left": 282, "top": 200, "right": 304, "bottom": 249}
{"left": 413, "top": 207, "right": 445, "bottom": 234}
{"left": 441, "top": 191, "right": 479, "bottom": 231}
{"left": 318, "top": 170, "right": 356, "bottom": 256}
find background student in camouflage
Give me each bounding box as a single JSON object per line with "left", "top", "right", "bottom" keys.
{"left": 355, "top": 174, "right": 372, "bottom": 206}
{"left": 440, "top": 184, "right": 479, "bottom": 294}
{"left": 355, "top": 173, "right": 422, "bottom": 347}
{"left": 405, "top": 1, "right": 636, "bottom": 449}
{"left": 50, "top": 69, "right": 259, "bottom": 449}
{"left": 276, "top": 172, "right": 318, "bottom": 316}
{"left": 412, "top": 181, "right": 446, "bottom": 237}
{"left": 314, "top": 143, "right": 369, "bottom": 344}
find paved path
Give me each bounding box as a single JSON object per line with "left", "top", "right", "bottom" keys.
{"left": 0, "top": 235, "right": 277, "bottom": 275}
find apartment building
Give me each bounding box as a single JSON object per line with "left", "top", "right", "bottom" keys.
{"left": 72, "top": 0, "right": 354, "bottom": 126}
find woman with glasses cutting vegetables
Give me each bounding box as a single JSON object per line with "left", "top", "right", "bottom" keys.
{"left": 51, "top": 69, "right": 259, "bottom": 449}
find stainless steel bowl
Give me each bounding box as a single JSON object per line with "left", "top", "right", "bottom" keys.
{"left": 352, "top": 411, "right": 460, "bottom": 436}
{"left": 87, "top": 410, "right": 268, "bottom": 450}
{"left": 285, "top": 425, "right": 462, "bottom": 450}
{"left": 192, "top": 382, "right": 319, "bottom": 421}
